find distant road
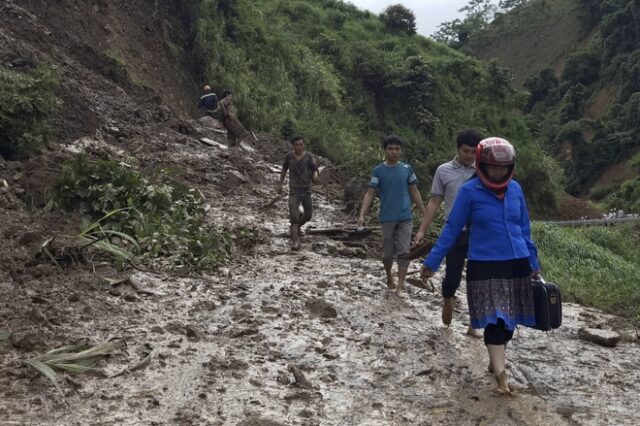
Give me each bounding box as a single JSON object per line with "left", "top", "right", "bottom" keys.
{"left": 539, "top": 216, "right": 640, "bottom": 227}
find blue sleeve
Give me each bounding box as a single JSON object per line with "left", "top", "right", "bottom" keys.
{"left": 407, "top": 165, "right": 418, "bottom": 186}
{"left": 369, "top": 167, "right": 380, "bottom": 189}
{"left": 519, "top": 188, "right": 540, "bottom": 271}
{"left": 423, "top": 186, "right": 471, "bottom": 271}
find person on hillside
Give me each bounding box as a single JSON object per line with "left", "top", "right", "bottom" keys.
{"left": 277, "top": 135, "right": 319, "bottom": 250}
{"left": 421, "top": 137, "right": 541, "bottom": 394}
{"left": 219, "top": 90, "right": 246, "bottom": 147}
{"left": 197, "top": 85, "right": 220, "bottom": 118}
{"left": 358, "top": 135, "right": 427, "bottom": 295}
{"left": 413, "top": 128, "right": 483, "bottom": 337}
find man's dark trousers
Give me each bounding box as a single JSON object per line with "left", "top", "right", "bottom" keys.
{"left": 442, "top": 230, "right": 469, "bottom": 298}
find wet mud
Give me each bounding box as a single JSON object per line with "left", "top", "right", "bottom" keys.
{"left": 2, "top": 145, "right": 639, "bottom": 425}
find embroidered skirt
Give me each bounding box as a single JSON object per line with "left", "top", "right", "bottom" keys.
{"left": 466, "top": 257, "right": 535, "bottom": 331}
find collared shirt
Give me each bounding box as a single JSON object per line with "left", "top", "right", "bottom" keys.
{"left": 423, "top": 177, "right": 540, "bottom": 272}
{"left": 430, "top": 157, "right": 476, "bottom": 218}
{"left": 369, "top": 161, "right": 418, "bottom": 223}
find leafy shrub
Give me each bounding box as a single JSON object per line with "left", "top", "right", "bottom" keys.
{"left": 53, "top": 156, "right": 233, "bottom": 271}
{"left": 0, "top": 65, "right": 59, "bottom": 160}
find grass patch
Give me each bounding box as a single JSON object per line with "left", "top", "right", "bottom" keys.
{"left": 533, "top": 222, "right": 640, "bottom": 321}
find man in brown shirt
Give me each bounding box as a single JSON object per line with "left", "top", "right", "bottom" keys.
{"left": 277, "top": 136, "right": 319, "bottom": 250}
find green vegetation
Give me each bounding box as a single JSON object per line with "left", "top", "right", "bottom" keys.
{"left": 23, "top": 340, "right": 124, "bottom": 402}
{"left": 188, "top": 0, "right": 558, "bottom": 214}
{"left": 462, "top": 0, "right": 639, "bottom": 200}
{"left": 601, "top": 154, "right": 640, "bottom": 212}
{"left": 52, "top": 156, "right": 234, "bottom": 271}
{"left": 533, "top": 222, "right": 640, "bottom": 320}
{"left": 0, "top": 64, "right": 59, "bottom": 160}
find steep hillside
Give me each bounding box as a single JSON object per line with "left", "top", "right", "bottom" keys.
{"left": 187, "top": 0, "right": 558, "bottom": 214}
{"left": 466, "top": 0, "right": 640, "bottom": 208}
{"left": 0, "top": 0, "right": 198, "bottom": 142}
{"left": 464, "top": 0, "right": 588, "bottom": 88}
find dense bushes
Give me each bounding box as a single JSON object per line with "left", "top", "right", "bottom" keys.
{"left": 0, "top": 65, "right": 59, "bottom": 160}
{"left": 53, "top": 156, "right": 233, "bottom": 271}
{"left": 189, "top": 0, "right": 557, "bottom": 214}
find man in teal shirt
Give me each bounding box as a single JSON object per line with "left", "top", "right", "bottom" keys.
{"left": 358, "top": 135, "right": 427, "bottom": 294}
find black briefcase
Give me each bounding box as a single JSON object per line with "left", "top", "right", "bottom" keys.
{"left": 531, "top": 277, "right": 562, "bottom": 331}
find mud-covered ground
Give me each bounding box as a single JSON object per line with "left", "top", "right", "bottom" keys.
{"left": 2, "top": 124, "right": 639, "bottom": 425}
{"left": 1, "top": 1, "right": 639, "bottom": 424}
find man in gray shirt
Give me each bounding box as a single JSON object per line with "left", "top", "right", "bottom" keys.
{"left": 413, "top": 129, "right": 482, "bottom": 336}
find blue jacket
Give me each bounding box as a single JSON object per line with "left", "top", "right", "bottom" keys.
{"left": 423, "top": 177, "right": 540, "bottom": 272}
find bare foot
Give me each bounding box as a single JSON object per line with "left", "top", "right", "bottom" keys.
{"left": 494, "top": 371, "right": 515, "bottom": 396}
{"left": 386, "top": 277, "right": 396, "bottom": 289}
{"left": 395, "top": 284, "right": 406, "bottom": 295}
{"left": 466, "top": 326, "right": 482, "bottom": 339}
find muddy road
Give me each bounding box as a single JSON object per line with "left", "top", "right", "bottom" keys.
{"left": 1, "top": 137, "right": 639, "bottom": 425}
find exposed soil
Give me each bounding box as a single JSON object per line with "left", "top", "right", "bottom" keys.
{"left": 1, "top": 2, "right": 639, "bottom": 425}
{"left": 585, "top": 86, "right": 618, "bottom": 121}
{"left": 556, "top": 193, "right": 603, "bottom": 220}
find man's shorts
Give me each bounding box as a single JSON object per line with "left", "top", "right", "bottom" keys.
{"left": 381, "top": 219, "right": 412, "bottom": 266}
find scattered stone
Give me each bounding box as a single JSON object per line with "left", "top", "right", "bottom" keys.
{"left": 9, "top": 332, "right": 44, "bottom": 351}
{"left": 150, "top": 326, "right": 164, "bottom": 334}
{"left": 230, "top": 328, "right": 259, "bottom": 338}
{"left": 578, "top": 328, "right": 621, "bottom": 347}
{"left": 184, "top": 325, "right": 200, "bottom": 340}
{"left": 298, "top": 408, "right": 314, "bottom": 418}
{"left": 306, "top": 299, "right": 337, "bottom": 319}
{"left": 31, "top": 295, "right": 49, "bottom": 305}
{"left": 123, "top": 293, "right": 140, "bottom": 302}
{"left": 249, "top": 378, "right": 263, "bottom": 387}
{"left": 288, "top": 364, "right": 313, "bottom": 390}
{"left": 276, "top": 371, "right": 291, "bottom": 385}
{"left": 200, "top": 137, "right": 228, "bottom": 150}
{"left": 284, "top": 391, "right": 312, "bottom": 402}
{"left": 222, "top": 170, "right": 248, "bottom": 188}
{"left": 236, "top": 417, "right": 285, "bottom": 426}
{"left": 68, "top": 293, "right": 80, "bottom": 303}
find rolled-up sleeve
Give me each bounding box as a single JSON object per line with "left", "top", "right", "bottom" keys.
{"left": 369, "top": 169, "right": 380, "bottom": 189}
{"left": 407, "top": 165, "right": 418, "bottom": 186}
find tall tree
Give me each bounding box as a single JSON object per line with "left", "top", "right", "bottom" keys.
{"left": 380, "top": 4, "right": 417, "bottom": 36}
{"left": 433, "top": 0, "right": 496, "bottom": 47}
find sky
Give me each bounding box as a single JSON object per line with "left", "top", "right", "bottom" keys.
{"left": 347, "top": 0, "right": 477, "bottom": 37}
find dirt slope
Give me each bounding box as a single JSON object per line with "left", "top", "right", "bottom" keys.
{"left": 0, "top": 0, "right": 197, "bottom": 141}
{"left": 464, "top": 0, "right": 587, "bottom": 88}
{"left": 1, "top": 1, "right": 639, "bottom": 426}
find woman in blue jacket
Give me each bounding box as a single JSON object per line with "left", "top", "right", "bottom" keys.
{"left": 421, "top": 137, "right": 540, "bottom": 394}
